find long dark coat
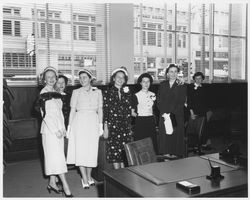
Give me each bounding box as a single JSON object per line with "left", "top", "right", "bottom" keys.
{"left": 157, "top": 80, "right": 187, "bottom": 157}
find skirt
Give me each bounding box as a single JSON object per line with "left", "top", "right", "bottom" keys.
{"left": 134, "top": 116, "right": 158, "bottom": 154}
{"left": 67, "top": 110, "right": 99, "bottom": 167}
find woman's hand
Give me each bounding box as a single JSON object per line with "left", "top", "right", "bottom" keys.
{"left": 99, "top": 123, "right": 104, "bottom": 136}
{"left": 131, "top": 109, "right": 137, "bottom": 117}
{"left": 103, "top": 122, "right": 109, "bottom": 139}
{"left": 66, "top": 125, "right": 71, "bottom": 138}
{"left": 176, "top": 77, "right": 185, "bottom": 85}
{"left": 190, "top": 113, "right": 197, "bottom": 120}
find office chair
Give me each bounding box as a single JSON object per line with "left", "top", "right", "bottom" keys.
{"left": 124, "top": 137, "right": 169, "bottom": 166}
{"left": 186, "top": 116, "right": 206, "bottom": 156}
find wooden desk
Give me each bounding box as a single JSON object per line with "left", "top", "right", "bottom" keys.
{"left": 103, "top": 154, "right": 247, "bottom": 197}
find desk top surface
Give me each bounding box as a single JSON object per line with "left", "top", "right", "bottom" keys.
{"left": 103, "top": 153, "right": 247, "bottom": 197}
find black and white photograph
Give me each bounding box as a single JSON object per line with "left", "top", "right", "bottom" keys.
{"left": 2, "top": 0, "right": 248, "bottom": 198}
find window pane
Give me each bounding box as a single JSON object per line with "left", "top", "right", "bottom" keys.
{"left": 55, "top": 24, "right": 61, "bottom": 39}
{"left": 190, "top": 34, "right": 210, "bottom": 82}
{"left": 41, "top": 23, "right": 46, "bottom": 38}
{"left": 231, "top": 4, "right": 246, "bottom": 37}
{"left": 3, "top": 8, "right": 12, "bottom": 14}
{"left": 147, "top": 31, "right": 156, "bottom": 46}
{"left": 231, "top": 38, "right": 245, "bottom": 80}
{"left": 79, "top": 26, "right": 89, "bottom": 40}
{"left": 73, "top": 26, "right": 77, "bottom": 40}
{"left": 78, "top": 15, "right": 89, "bottom": 21}
{"left": 48, "top": 23, "right": 53, "bottom": 38}
{"left": 214, "top": 4, "right": 229, "bottom": 35}
{"left": 91, "top": 26, "right": 96, "bottom": 41}
{"left": 14, "top": 9, "right": 20, "bottom": 15}
{"left": 3, "top": 20, "right": 12, "bottom": 35}
{"left": 14, "top": 21, "right": 21, "bottom": 36}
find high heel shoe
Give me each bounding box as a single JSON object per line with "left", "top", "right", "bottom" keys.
{"left": 47, "top": 185, "right": 63, "bottom": 194}
{"left": 62, "top": 191, "right": 74, "bottom": 198}
{"left": 88, "top": 179, "right": 95, "bottom": 186}
{"left": 81, "top": 179, "right": 89, "bottom": 189}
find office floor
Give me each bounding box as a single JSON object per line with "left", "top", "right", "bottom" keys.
{"left": 3, "top": 136, "right": 247, "bottom": 198}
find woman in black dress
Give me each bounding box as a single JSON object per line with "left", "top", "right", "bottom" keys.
{"left": 131, "top": 73, "right": 158, "bottom": 153}
{"left": 55, "top": 75, "right": 71, "bottom": 157}
{"left": 103, "top": 67, "right": 132, "bottom": 169}
{"left": 157, "top": 64, "right": 187, "bottom": 158}
{"left": 55, "top": 75, "right": 70, "bottom": 128}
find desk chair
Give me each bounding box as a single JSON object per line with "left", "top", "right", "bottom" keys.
{"left": 186, "top": 116, "right": 206, "bottom": 156}
{"left": 124, "top": 137, "right": 168, "bottom": 166}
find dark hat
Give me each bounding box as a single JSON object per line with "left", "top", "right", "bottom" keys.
{"left": 58, "top": 74, "right": 68, "bottom": 85}
{"left": 137, "top": 73, "right": 153, "bottom": 84}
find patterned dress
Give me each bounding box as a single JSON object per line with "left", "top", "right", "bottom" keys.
{"left": 103, "top": 85, "right": 132, "bottom": 163}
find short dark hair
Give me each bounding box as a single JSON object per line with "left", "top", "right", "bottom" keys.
{"left": 109, "top": 70, "right": 128, "bottom": 86}
{"left": 137, "top": 73, "right": 153, "bottom": 85}
{"left": 58, "top": 75, "right": 68, "bottom": 85}
{"left": 193, "top": 72, "right": 205, "bottom": 80}
{"left": 165, "top": 64, "right": 180, "bottom": 76}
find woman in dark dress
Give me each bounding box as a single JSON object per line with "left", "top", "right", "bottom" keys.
{"left": 157, "top": 64, "right": 187, "bottom": 158}
{"left": 55, "top": 75, "right": 71, "bottom": 157}
{"left": 131, "top": 73, "right": 158, "bottom": 153}
{"left": 103, "top": 67, "right": 132, "bottom": 169}
{"left": 55, "top": 75, "right": 70, "bottom": 128}
{"left": 186, "top": 72, "right": 211, "bottom": 148}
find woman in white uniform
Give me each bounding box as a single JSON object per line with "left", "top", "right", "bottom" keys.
{"left": 67, "top": 69, "right": 103, "bottom": 189}
{"left": 39, "top": 67, "right": 73, "bottom": 197}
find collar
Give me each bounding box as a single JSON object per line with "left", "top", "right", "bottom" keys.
{"left": 194, "top": 83, "right": 202, "bottom": 87}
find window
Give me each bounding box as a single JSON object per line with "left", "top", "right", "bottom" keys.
{"left": 3, "top": 53, "right": 36, "bottom": 68}
{"left": 147, "top": 31, "right": 156, "bottom": 46}
{"left": 55, "top": 24, "right": 61, "bottom": 39}
{"left": 40, "top": 23, "right": 46, "bottom": 38}
{"left": 3, "top": 8, "right": 12, "bottom": 14}
{"left": 14, "top": 9, "right": 20, "bottom": 15}
{"left": 73, "top": 26, "right": 77, "bottom": 40}
{"left": 3, "top": 3, "right": 106, "bottom": 85}
{"left": 177, "top": 34, "right": 181, "bottom": 47}
{"left": 14, "top": 21, "right": 20, "bottom": 36}
{"left": 78, "top": 15, "right": 89, "bottom": 22}
{"left": 79, "top": 26, "right": 89, "bottom": 40}
{"left": 91, "top": 27, "right": 96, "bottom": 41}
{"left": 3, "top": 20, "right": 12, "bottom": 35}
{"left": 48, "top": 24, "right": 53, "bottom": 38}
{"left": 3, "top": 20, "right": 21, "bottom": 36}
{"left": 143, "top": 31, "right": 146, "bottom": 45}
{"left": 168, "top": 33, "right": 172, "bottom": 47}
{"left": 157, "top": 32, "right": 161, "bottom": 47}
{"left": 183, "top": 34, "right": 186, "bottom": 48}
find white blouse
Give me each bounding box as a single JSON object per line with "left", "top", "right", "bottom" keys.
{"left": 135, "top": 90, "right": 156, "bottom": 117}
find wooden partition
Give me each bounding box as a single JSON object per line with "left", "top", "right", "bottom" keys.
{"left": 6, "top": 82, "right": 247, "bottom": 163}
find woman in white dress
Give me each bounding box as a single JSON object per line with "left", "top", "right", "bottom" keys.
{"left": 39, "top": 67, "right": 73, "bottom": 197}
{"left": 67, "top": 69, "right": 103, "bottom": 189}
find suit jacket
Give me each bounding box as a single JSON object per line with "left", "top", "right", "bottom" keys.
{"left": 157, "top": 80, "right": 187, "bottom": 116}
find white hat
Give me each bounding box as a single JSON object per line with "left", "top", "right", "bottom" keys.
{"left": 111, "top": 66, "right": 128, "bottom": 77}
{"left": 42, "top": 66, "right": 58, "bottom": 77}
{"left": 78, "top": 69, "right": 96, "bottom": 79}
